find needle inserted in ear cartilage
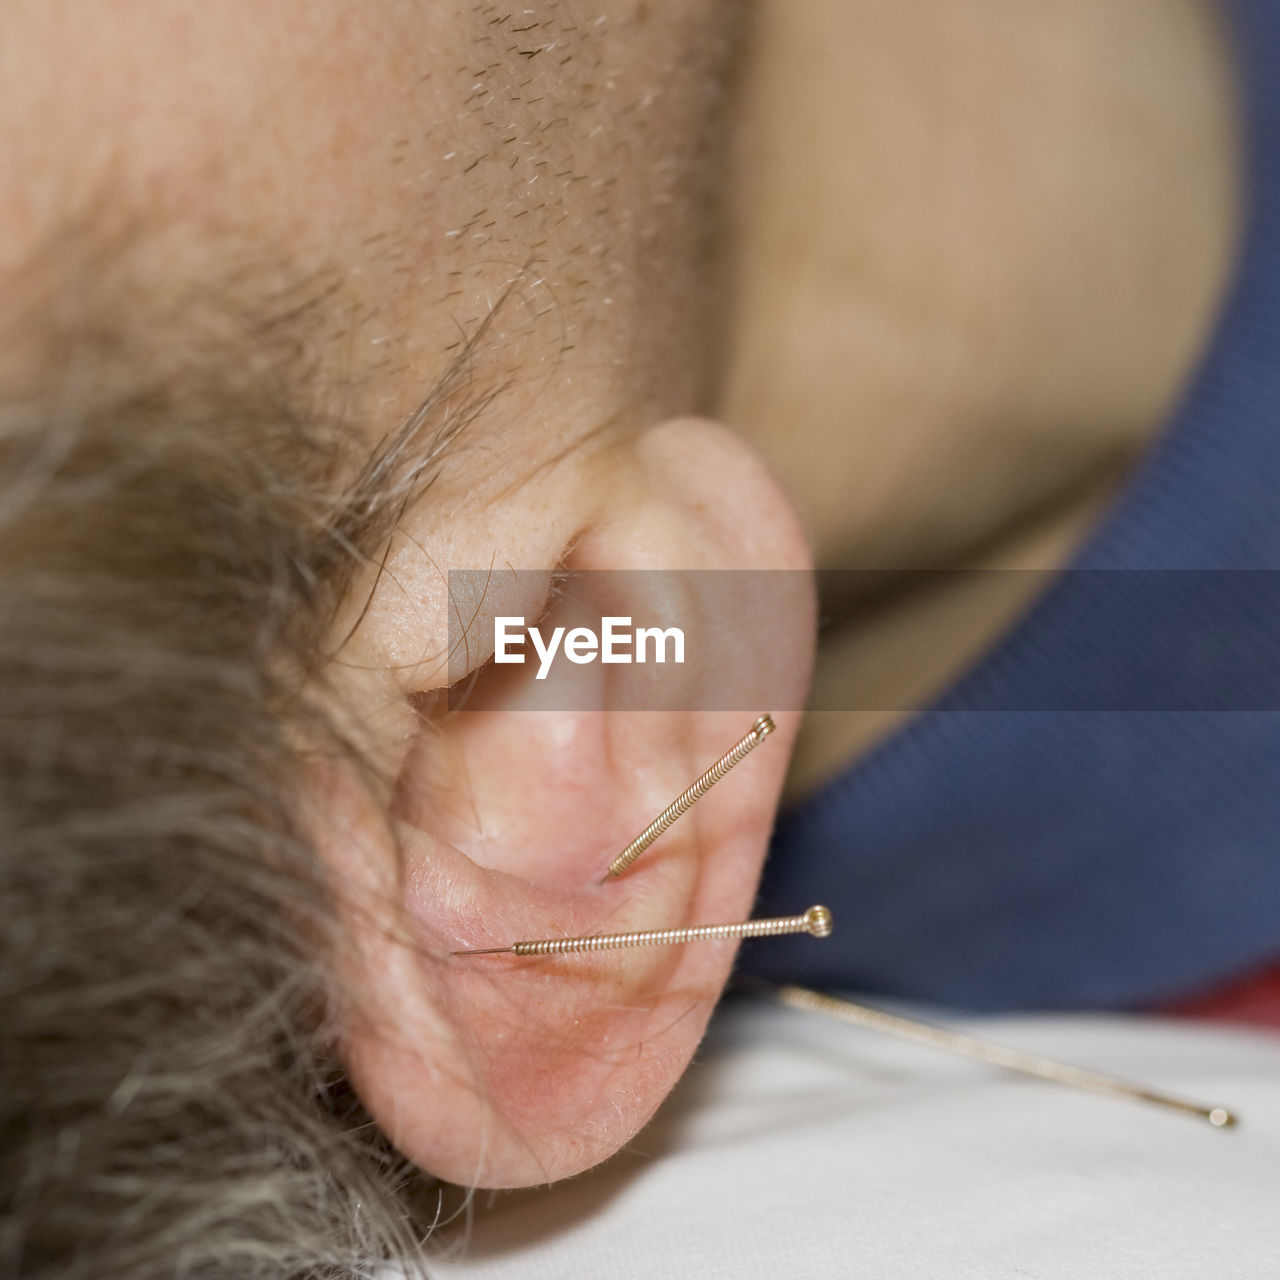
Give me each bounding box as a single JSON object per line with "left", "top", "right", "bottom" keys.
{"left": 454, "top": 904, "right": 833, "bottom": 957}
{"left": 602, "top": 714, "right": 777, "bottom": 882}
{"left": 746, "top": 981, "right": 1238, "bottom": 1129}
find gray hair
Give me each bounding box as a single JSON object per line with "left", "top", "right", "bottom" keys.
{"left": 0, "top": 232, "right": 484, "bottom": 1278}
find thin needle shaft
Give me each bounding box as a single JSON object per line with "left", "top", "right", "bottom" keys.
{"left": 603, "top": 714, "right": 776, "bottom": 882}
{"left": 454, "top": 904, "right": 833, "bottom": 957}
{"left": 751, "top": 981, "right": 1237, "bottom": 1129}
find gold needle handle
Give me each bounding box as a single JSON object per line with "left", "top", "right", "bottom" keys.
{"left": 603, "top": 714, "right": 776, "bottom": 882}
{"left": 755, "top": 981, "right": 1237, "bottom": 1129}
{"left": 455, "top": 904, "right": 833, "bottom": 957}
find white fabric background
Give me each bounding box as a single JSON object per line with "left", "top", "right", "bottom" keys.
{"left": 416, "top": 998, "right": 1280, "bottom": 1277}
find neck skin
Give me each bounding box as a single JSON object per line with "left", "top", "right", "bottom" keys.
{"left": 719, "top": 0, "right": 1242, "bottom": 796}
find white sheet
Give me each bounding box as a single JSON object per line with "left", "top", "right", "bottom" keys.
{"left": 422, "top": 998, "right": 1280, "bottom": 1277}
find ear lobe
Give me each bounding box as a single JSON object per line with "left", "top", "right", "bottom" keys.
{"left": 328, "top": 417, "right": 815, "bottom": 1188}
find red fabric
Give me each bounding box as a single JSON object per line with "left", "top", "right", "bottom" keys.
{"left": 1163, "top": 960, "right": 1280, "bottom": 1032}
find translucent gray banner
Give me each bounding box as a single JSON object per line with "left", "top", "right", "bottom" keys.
{"left": 446, "top": 569, "right": 1280, "bottom": 711}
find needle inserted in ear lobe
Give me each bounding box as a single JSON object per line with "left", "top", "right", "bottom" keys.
{"left": 744, "top": 980, "right": 1238, "bottom": 1130}
{"left": 602, "top": 713, "right": 777, "bottom": 882}
{"left": 454, "top": 904, "right": 833, "bottom": 957}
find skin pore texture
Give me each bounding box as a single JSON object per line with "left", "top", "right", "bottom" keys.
{"left": 1, "top": 0, "right": 1238, "bottom": 1194}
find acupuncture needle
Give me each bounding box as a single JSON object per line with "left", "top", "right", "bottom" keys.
{"left": 602, "top": 713, "right": 776, "bottom": 882}
{"left": 743, "top": 979, "right": 1238, "bottom": 1129}
{"left": 454, "top": 904, "right": 834, "bottom": 957}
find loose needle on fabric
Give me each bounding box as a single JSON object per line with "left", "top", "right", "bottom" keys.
{"left": 601, "top": 713, "right": 776, "bottom": 882}
{"left": 454, "top": 904, "right": 833, "bottom": 957}
{"left": 747, "top": 980, "right": 1238, "bottom": 1129}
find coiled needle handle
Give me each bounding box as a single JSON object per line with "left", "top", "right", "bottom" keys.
{"left": 455, "top": 904, "right": 833, "bottom": 957}
{"left": 603, "top": 714, "right": 776, "bottom": 882}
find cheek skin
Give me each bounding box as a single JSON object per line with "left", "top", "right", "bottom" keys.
{"left": 3, "top": 1, "right": 739, "bottom": 460}
{"left": 343, "top": 0, "right": 741, "bottom": 449}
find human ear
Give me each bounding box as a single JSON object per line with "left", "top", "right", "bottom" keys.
{"left": 318, "top": 418, "right": 814, "bottom": 1188}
